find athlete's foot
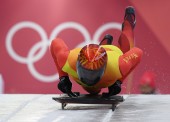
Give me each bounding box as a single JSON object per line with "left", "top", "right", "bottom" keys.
{"left": 122, "top": 6, "right": 136, "bottom": 30}
{"left": 99, "top": 34, "right": 113, "bottom": 45}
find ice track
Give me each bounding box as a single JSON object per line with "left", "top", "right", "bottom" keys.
{"left": 0, "top": 94, "right": 170, "bottom": 122}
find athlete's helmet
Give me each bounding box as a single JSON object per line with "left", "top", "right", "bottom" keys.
{"left": 139, "top": 71, "right": 156, "bottom": 94}
{"left": 139, "top": 71, "right": 156, "bottom": 89}
{"left": 76, "top": 44, "right": 107, "bottom": 86}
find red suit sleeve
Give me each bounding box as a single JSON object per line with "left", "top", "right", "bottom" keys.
{"left": 119, "top": 47, "right": 143, "bottom": 81}
{"left": 50, "top": 38, "right": 69, "bottom": 77}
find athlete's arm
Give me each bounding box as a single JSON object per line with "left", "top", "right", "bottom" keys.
{"left": 50, "top": 38, "right": 77, "bottom": 97}
{"left": 50, "top": 38, "right": 69, "bottom": 77}
{"left": 119, "top": 47, "right": 143, "bottom": 81}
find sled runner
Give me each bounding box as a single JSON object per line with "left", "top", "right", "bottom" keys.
{"left": 52, "top": 92, "right": 124, "bottom": 111}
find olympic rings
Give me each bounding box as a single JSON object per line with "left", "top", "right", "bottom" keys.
{"left": 6, "top": 21, "right": 121, "bottom": 83}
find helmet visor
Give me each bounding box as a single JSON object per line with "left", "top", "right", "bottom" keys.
{"left": 76, "top": 61, "right": 105, "bottom": 86}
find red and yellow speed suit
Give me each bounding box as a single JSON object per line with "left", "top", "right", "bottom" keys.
{"left": 50, "top": 20, "right": 143, "bottom": 93}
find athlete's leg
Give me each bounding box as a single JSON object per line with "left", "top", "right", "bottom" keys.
{"left": 118, "top": 6, "right": 136, "bottom": 53}
{"left": 118, "top": 21, "right": 134, "bottom": 53}
{"left": 50, "top": 38, "right": 69, "bottom": 77}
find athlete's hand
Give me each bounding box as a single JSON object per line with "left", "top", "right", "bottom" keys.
{"left": 102, "top": 80, "right": 122, "bottom": 98}
{"left": 58, "top": 76, "right": 77, "bottom": 97}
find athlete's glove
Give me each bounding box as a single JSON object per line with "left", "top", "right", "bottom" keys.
{"left": 58, "top": 76, "right": 77, "bottom": 97}
{"left": 102, "top": 80, "right": 122, "bottom": 97}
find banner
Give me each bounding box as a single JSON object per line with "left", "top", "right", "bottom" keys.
{"left": 0, "top": 0, "right": 169, "bottom": 94}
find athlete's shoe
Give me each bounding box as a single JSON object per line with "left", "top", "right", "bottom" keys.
{"left": 122, "top": 6, "right": 136, "bottom": 29}
{"left": 99, "top": 34, "right": 113, "bottom": 45}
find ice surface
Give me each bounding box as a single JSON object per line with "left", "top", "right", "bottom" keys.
{"left": 0, "top": 94, "right": 170, "bottom": 122}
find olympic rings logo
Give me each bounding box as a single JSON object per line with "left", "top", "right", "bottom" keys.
{"left": 6, "top": 21, "right": 121, "bottom": 83}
